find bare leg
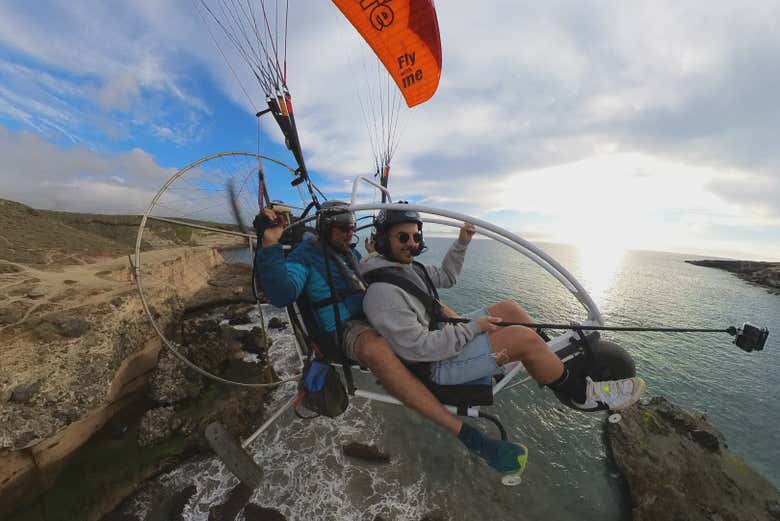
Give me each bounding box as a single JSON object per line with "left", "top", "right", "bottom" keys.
{"left": 353, "top": 330, "right": 463, "bottom": 435}
{"left": 484, "top": 301, "right": 564, "bottom": 384}
{"left": 486, "top": 300, "right": 534, "bottom": 323}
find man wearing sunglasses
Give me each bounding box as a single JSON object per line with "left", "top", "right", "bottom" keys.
{"left": 255, "top": 201, "right": 498, "bottom": 472}
{"left": 361, "top": 206, "right": 646, "bottom": 478}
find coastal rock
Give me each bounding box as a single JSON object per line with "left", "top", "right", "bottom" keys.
{"left": 243, "top": 504, "right": 287, "bottom": 521}
{"left": 246, "top": 326, "right": 271, "bottom": 355}
{"left": 228, "top": 311, "right": 252, "bottom": 325}
{"left": 608, "top": 396, "right": 780, "bottom": 521}
{"left": 35, "top": 312, "right": 91, "bottom": 338}
{"left": 267, "top": 317, "right": 287, "bottom": 330}
{"left": 138, "top": 406, "right": 176, "bottom": 447}
{"left": 147, "top": 349, "right": 204, "bottom": 405}
{"left": 0, "top": 303, "right": 26, "bottom": 325}
{"left": 686, "top": 259, "right": 780, "bottom": 293}
{"left": 342, "top": 442, "right": 391, "bottom": 463}
{"left": 10, "top": 381, "right": 41, "bottom": 404}
{"left": 208, "top": 483, "right": 253, "bottom": 521}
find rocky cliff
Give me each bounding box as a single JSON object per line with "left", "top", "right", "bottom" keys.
{"left": 608, "top": 397, "right": 780, "bottom": 521}
{"left": 0, "top": 201, "right": 266, "bottom": 519}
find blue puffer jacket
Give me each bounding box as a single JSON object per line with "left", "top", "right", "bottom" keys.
{"left": 254, "top": 238, "right": 364, "bottom": 333}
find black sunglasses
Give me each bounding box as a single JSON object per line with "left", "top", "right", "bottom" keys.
{"left": 333, "top": 224, "right": 356, "bottom": 232}
{"left": 396, "top": 231, "right": 422, "bottom": 244}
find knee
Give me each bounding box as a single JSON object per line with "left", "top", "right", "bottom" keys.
{"left": 353, "top": 331, "right": 390, "bottom": 366}
{"left": 509, "top": 326, "right": 547, "bottom": 351}
{"left": 492, "top": 299, "right": 522, "bottom": 315}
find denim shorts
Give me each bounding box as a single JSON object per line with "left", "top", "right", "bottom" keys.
{"left": 430, "top": 307, "right": 501, "bottom": 385}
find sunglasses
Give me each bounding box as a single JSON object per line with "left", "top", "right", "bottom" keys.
{"left": 333, "top": 224, "right": 356, "bottom": 232}
{"left": 395, "top": 231, "right": 422, "bottom": 244}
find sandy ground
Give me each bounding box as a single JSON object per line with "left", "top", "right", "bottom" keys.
{"left": 0, "top": 243, "right": 235, "bottom": 449}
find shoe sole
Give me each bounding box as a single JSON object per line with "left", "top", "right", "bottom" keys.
{"left": 501, "top": 444, "right": 528, "bottom": 487}
{"left": 610, "top": 377, "right": 646, "bottom": 411}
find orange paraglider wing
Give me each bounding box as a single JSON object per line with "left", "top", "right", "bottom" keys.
{"left": 332, "top": 0, "right": 442, "bottom": 107}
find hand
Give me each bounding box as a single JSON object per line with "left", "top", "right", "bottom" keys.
{"left": 459, "top": 222, "right": 476, "bottom": 244}
{"left": 254, "top": 209, "right": 283, "bottom": 246}
{"left": 476, "top": 315, "right": 501, "bottom": 333}
{"left": 364, "top": 237, "right": 376, "bottom": 253}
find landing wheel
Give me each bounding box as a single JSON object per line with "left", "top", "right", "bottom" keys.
{"left": 555, "top": 339, "right": 635, "bottom": 412}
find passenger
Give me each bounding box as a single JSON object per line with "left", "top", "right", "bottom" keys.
{"left": 361, "top": 208, "right": 647, "bottom": 472}
{"left": 254, "top": 201, "right": 528, "bottom": 477}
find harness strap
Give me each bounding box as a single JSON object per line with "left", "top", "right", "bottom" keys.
{"left": 363, "top": 268, "right": 450, "bottom": 332}
{"left": 319, "top": 240, "right": 358, "bottom": 394}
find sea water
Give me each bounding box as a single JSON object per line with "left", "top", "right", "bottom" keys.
{"left": 132, "top": 239, "right": 778, "bottom": 520}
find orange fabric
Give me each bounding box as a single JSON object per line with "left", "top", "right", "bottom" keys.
{"left": 332, "top": 0, "right": 442, "bottom": 107}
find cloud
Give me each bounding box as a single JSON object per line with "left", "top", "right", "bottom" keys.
{"left": 0, "top": 0, "right": 779, "bottom": 258}
{"left": 0, "top": 125, "right": 174, "bottom": 213}
{"left": 0, "top": 1, "right": 212, "bottom": 146}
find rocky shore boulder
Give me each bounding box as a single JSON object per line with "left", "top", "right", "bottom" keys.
{"left": 608, "top": 396, "right": 780, "bottom": 521}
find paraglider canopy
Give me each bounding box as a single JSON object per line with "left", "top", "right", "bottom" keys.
{"left": 332, "top": 0, "right": 442, "bottom": 107}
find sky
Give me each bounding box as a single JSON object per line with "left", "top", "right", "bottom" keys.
{"left": 1, "top": 1, "right": 779, "bottom": 260}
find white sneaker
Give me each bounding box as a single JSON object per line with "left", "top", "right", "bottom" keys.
{"left": 574, "top": 376, "right": 646, "bottom": 411}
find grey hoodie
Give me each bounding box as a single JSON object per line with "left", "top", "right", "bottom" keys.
{"left": 360, "top": 239, "right": 482, "bottom": 362}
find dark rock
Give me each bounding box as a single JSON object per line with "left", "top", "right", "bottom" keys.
{"left": 33, "top": 321, "right": 61, "bottom": 341}
{"left": 768, "top": 500, "right": 780, "bottom": 520}
{"left": 208, "top": 483, "right": 253, "bottom": 521}
{"left": 10, "top": 380, "right": 41, "bottom": 403}
{"left": 167, "top": 485, "right": 197, "bottom": 519}
{"left": 608, "top": 396, "right": 780, "bottom": 521}
{"left": 111, "top": 296, "right": 124, "bottom": 307}
{"left": 420, "top": 510, "right": 449, "bottom": 521}
{"left": 690, "top": 428, "right": 721, "bottom": 453}
{"left": 0, "top": 305, "right": 24, "bottom": 324}
{"left": 58, "top": 317, "right": 90, "bottom": 337}
{"left": 147, "top": 349, "right": 204, "bottom": 405}
{"left": 35, "top": 312, "right": 91, "bottom": 338}
{"left": 138, "top": 406, "right": 176, "bottom": 447}
{"left": 267, "top": 317, "right": 287, "bottom": 330}
{"left": 246, "top": 326, "right": 271, "bottom": 355}
{"left": 143, "top": 484, "right": 197, "bottom": 521}
{"left": 228, "top": 312, "right": 252, "bottom": 325}
{"left": 222, "top": 358, "right": 267, "bottom": 384}
{"left": 243, "top": 504, "right": 287, "bottom": 521}
{"left": 14, "top": 430, "right": 38, "bottom": 448}
{"left": 342, "top": 442, "right": 390, "bottom": 463}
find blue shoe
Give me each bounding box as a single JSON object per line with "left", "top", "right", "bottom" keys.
{"left": 458, "top": 423, "right": 529, "bottom": 479}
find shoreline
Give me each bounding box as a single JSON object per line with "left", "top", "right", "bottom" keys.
{"left": 685, "top": 259, "right": 780, "bottom": 294}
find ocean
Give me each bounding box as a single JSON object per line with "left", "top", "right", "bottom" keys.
{"left": 126, "top": 238, "right": 779, "bottom": 520}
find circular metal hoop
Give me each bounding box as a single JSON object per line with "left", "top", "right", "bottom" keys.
{"left": 134, "top": 152, "right": 301, "bottom": 388}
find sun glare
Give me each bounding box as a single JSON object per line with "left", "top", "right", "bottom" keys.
{"left": 574, "top": 240, "right": 625, "bottom": 308}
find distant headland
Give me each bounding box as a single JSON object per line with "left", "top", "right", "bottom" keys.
{"left": 685, "top": 259, "right": 780, "bottom": 294}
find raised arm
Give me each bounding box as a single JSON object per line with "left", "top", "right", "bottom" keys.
{"left": 423, "top": 223, "right": 476, "bottom": 288}
{"left": 253, "top": 209, "right": 309, "bottom": 307}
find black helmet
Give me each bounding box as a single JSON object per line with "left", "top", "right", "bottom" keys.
{"left": 316, "top": 200, "right": 355, "bottom": 235}
{"left": 373, "top": 202, "right": 424, "bottom": 256}
{"left": 374, "top": 207, "right": 423, "bottom": 233}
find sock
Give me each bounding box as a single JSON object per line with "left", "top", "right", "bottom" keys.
{"left": 546, "top": 368, "right": 587, "bottom": 404}
{"left": 457, "top": 423, "right": 528, "bottom": 474}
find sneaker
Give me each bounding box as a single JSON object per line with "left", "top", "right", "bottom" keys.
{"left": 458, "top": 423, "right": 529, "bottom": 477}
{"left": 574, "top": 376, "right": 646, "bottom": 411}
{"left": 495, "top": 441, "right": 528, "bottom": 479}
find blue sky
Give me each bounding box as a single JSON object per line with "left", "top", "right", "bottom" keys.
{"left": 1, "top": 1, "right": 779, "bottom": 260}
